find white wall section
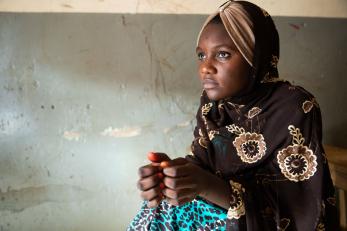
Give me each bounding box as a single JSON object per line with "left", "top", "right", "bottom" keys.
{"left": 0, "top": 0, "right": 347, "bottom": 18}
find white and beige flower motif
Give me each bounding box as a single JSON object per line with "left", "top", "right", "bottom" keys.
{"left": 277, "top": 125, "right": 317, "bottom": 182}
{"left": 201, "top": 103, "right": 213, "bottom": 116}
{"left": 201, "top": 102, "right": 213, "bottom": 127}
{"left": 261, "top": 72, "right": 286, "bottom": 83}
{"left": 227, "top": 102, "right": 245, "bottom": 115}
{"left": 198, "top": 128, "right": 208, "bottom": 149}
{"left": 247, "top": 107, "right": 262, "bottom": 119}
{"left": 316, "top": 223, "right": 325, "bottom": 231}
{"left": 227, "top": 102, "right": 245, "bottom": 109}
{"left": 261, "top": 8, "right": 270, "bottom": 17}
{"left": 227, "top": 124, "right": 267, "bottom": 164}
{"left": 279, "top": 218, "right": 290, "bottom": 231}
{"left": 218, "top": 102, "right": 224, "bottom": 109}
{"left": 227, "top": 181, "right": 245, "bottom": 220}
{"left": 208, "top": 130, "right": 219, "bottom": 141}
{"left": 302, "top": 98, "right": 318, "bottom": 113}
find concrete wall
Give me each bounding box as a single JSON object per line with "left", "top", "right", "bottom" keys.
{"left": 1, "top": 0, "right": 347, "bottom": 18}
{"left": 0, "top": 12, "right": 346, "bottom": 231}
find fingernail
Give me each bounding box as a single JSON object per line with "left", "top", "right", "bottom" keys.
{"left": 148, "top": 151, "right": 160, "bottom": 162}
{"left": 160, "top": 161, "right": 169, "bottom": 168}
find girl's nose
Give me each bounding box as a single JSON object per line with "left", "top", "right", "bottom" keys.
{"left": 200, "top": 60, "right": 217, "bottom": 75}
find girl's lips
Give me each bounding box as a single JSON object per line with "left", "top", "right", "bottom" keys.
{"left": 203, "top": 79, "right": 218, "bottom": 89}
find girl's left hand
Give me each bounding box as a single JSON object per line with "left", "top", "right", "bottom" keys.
{"left": 161, "top": 158, "right": 208, "bottom": 206}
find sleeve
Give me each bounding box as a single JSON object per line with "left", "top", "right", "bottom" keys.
{"left": 185, "top": 101, "right": 214, "bottom": 172}
{"left": 270, "top": 101, "right": 338, "bottom": 230}
{"left": 226, "top": 99, "right": 338, "bottom": 230}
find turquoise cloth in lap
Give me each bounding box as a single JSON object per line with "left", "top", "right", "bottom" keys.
{"left": 127, "top": 196, "right": 227, "bottom": 231}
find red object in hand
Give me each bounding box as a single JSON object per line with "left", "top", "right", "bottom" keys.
{"left": 147, "top": 152, "right": 161, "bottom": 162}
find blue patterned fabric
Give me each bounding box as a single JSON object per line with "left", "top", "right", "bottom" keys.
{"left": 127, "top": 197, "right": 227, "bottom": 231}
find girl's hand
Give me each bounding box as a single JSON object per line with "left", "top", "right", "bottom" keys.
{"left": 137, "top": 152, "right": 170, "bottom": 208}
{"left": 161, "top": 158, "right": 208, "bottom": 206}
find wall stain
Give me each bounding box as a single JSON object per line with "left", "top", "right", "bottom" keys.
{"left": 159, "top": 58, "right": 175, "bottom": 72}
{"left": 100, "top": 126, "right": 141, "bottom": 138}
{"left": 289, "top": 23, "right": 301, "bottom": 30}
{"left": 0, "top": 185, "right": 93, "bottom": 213}
{"left": 121, "top": 15, "right": 127, "bottom": 27}
{"left": 61, "top": 4, "right": 73, "bottom": 9}
{"left": 142, "top": 30, "right": 168, "bottom": 104}
{"left": 63, "top": 131, "right": 81, "bottom": 141}
{"left": 163, "top": 120, "right": 192, "bottom": 134}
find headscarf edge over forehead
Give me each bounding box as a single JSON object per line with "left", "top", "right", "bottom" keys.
{"left": 196, "top": 0, "right": 255, "bottom": 67}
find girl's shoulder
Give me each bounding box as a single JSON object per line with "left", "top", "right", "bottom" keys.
{"left": 271, "top": 81, "right": 317, "bottom": 105}
{"left": 263, "top": 81, "right": 320, "bottom": 116}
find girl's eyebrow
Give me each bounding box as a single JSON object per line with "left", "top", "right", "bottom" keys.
{"left": 196, "top": 44, "right": 235, "bottom": 53}
{"left": 213, "top": 44, "right": 234, "bottom": 49}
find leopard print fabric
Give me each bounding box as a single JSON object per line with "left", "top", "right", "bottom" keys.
{"left": 127, "top": 197, "right": 227, "bottom": 231}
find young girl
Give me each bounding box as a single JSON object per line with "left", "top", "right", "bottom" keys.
{"left": 128, "top": 1, "right": 338, "bottom": 230}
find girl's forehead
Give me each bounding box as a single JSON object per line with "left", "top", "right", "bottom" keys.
{"left": 197, "top": 23, "right": 237, "bottom": 50}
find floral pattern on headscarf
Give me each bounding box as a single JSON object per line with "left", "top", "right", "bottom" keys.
{"left": 227, "top": 181, "right": 245, "bottom": 220}
{"left": 302, "top": 98, "right": 319, "bottom": 113}
{"left": 227, "top": 124, "right": 267, "bottom": 164}
{"left": 277, "top": 125, "right": 317, "bottom": 182}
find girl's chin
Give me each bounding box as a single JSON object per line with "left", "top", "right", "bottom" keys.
{"left": 205, "top": 89, "right": 224, "bottom": 101}
{"left": 205, "top": 88, "right": 237, "bottom": 101}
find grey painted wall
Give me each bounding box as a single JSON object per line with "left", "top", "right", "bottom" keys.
{"left": 0, "top": 13, "right": 346, "bottom": 230}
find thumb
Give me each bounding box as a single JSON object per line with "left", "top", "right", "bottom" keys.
{"left": 147, "top": 152, "right": 171, "bottom": 163}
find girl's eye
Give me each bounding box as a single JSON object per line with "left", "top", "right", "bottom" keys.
{"left": 217, "top": 51, "right": 231, "bottom": 59}
{"left": 197, "top": 52, "right": 206, "bottom": 61}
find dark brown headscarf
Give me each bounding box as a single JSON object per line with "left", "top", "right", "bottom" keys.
{"left": 186, "top": 1, "right": 338, "bottom": 230}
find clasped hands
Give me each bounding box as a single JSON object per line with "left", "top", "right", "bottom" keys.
{"left": 137, "top": 152, "right": 206, "bottom": 208}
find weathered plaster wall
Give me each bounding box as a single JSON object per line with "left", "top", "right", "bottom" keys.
{"left": 1, "top": 0, "right": 347, "bottom": 18}
{"left": 0, "top": 13, "right": 346, "bottom": 230}
{"left": 0, "top": 13, "right": 203, "bottom": 231}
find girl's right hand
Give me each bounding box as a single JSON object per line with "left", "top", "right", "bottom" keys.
{"left": 137, "top": 152, "right": 170, "bottom": 208}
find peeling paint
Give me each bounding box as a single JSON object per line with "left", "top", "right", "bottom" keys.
{"left": 0, "top": 185, "right": 93, "bottom": 213}
{"left": 0, "top": 112, "right": 29, "bottom": 136}
{"left": 63, "top": 131, "right": 81, "bottom": 141}
{"left": 177, "top": 120, "right": 191, "bottom": 127}
{"left": 163, "top": 120, "right": 192, "bottom": 134}
{"left": 100, "top": 126, "right": 141, "bottom": 138}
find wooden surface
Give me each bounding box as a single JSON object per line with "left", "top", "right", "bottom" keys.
{"left": 325, "top": 145, "right": 347, "bottom": 191}
{"left": 325, "top": 145, "right": 347, "bottom": 229}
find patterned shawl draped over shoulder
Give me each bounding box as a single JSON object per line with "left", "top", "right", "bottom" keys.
{"left": 186, "top": 1, "right": 338, "bottom": 230}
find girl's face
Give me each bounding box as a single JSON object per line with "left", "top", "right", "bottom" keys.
{"left": 196, "top": 22, "right": 252, "bottom": 101}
